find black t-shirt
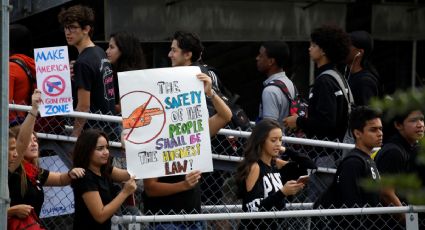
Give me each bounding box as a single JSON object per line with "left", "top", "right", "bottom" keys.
{"left": 73, "top": 46, "right": 115, "bottom": 116}
{"left": 8, "top": 166, "right": 50, "bottom": 216}
{"left": 239, "top": 160, "right": 286, "bottom": 230}
{"left": 143, "top": 175, "right": 201, "bottom": 215}
{"left": 335, "top": 148, "right": 381, "bottom": 207}
{"left": 348, "top": 70, "right": 379, "bottom": 106}
{"left": 72, "top": 169, "right": 115, "bottom": 230}
{"left": 241, "top": 160, "right": 286, "bottom": 212}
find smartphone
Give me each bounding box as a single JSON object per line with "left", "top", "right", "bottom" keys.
{"left": 297, "top": 175, "right": 309, "bottom": 184}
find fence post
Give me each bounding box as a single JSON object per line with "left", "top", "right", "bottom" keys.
{"left": 111, "top": 215, "right": 120, "bottom": 230}
{"left": 405, "top": 212, "right": 419, "bottom": 230}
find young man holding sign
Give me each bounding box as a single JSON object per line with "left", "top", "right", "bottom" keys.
{"left": 58, "top": 5, "right": 116, "bottom": 139}
{"left": 143, "top": 73, "right": 232, "bottom": 228}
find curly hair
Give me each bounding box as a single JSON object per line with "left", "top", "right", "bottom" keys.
{"left": 109, "top": 31, "right": 147, "bottom": 72}
{"left": 234, "top": 119, "right": 282, "bottom": 198}
{"left": 172, "top": 31, "right": 204, "bottom": 63}
{"left": 58, "top": 4, "right": 95, "bottom": 37}
{"left": 311, "top": 25, "right": 350, "bottom": 64}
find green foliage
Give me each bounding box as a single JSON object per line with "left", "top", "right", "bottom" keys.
{"left": 366, "top": 89, "right": 425, "bottom": 204}
{"left": 370, "top": 89, "right": 425, "bottom": 123}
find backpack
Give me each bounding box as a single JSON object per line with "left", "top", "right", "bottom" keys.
{"left": 320, "top": 70, "right": 356, "bottom": 149}
{"left": 266, "top": 80, "right": 308, "bottom": 136}
{"left": 199, "top": 64, "right": 251, "bottom": 130}
{"left": 314, "top": 151, "right": 370, "bottom": 209}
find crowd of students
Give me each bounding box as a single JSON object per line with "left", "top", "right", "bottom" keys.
{"left": 6, "top": 3, "right": 424, "bottom": 230}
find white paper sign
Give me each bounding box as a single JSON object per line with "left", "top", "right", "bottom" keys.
{"left": 34, "top": 46, "right": 73, "bottom": 117}
{"left": 118, "top": 66, "right": 213, "bottom": 179}
{"left": 39, "top": 155, "right": 74, "bottom": 217}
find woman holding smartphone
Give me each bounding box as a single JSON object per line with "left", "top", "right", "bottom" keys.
{"left": 235, "top": 119, "right": 305, "bottom": 230}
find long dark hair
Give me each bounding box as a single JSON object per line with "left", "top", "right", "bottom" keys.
{"left": 109, "top": 31, "right": 147, "bottom": 72}
{"left": 234, "top": 119, "right": 282, "bottom": 197}
{"left": 72, "top": 129, "right": 112, "bottom": 178}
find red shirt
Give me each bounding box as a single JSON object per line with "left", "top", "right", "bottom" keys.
{"left": 9, "top": 54, "right": 36, "bottom": 122}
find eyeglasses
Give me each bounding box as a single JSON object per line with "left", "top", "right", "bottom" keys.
{"left": 63, "top": 25, "right": 81, "bottom": 33}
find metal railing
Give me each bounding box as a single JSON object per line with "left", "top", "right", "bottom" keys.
{"left": 7, "top": 104, "right": 415, "bottom": 230}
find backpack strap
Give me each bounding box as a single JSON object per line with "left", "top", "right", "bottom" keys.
{"left": 266, "top": 79, "right": 297, "bottom": 101}
{"left": 10, "top": 58, "right": 35, "bottom": 83}
{"left": 320, "top": 69, "right": 355, "bottom": 113}
{"left": 10, "top": 58, "right": 36, "bottom": 103}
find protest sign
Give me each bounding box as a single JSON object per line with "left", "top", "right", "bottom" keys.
{"left": 39, "top": 155, "right": 74, "bottom": 218}
{"left": 118, "top": 66, "right": 213, "bottom": 179}
{"left": 34, "top": 46, "right": 73, "bottom": 117}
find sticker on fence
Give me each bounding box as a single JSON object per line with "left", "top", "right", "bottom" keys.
{"left": 118, "top": 66, "right": 213, "bottom": 179}
{"left": 34, "top": 46, "right": 73, "bottom": 117}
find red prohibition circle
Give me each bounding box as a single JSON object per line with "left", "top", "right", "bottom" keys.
{"left": 42, "top": 75, "right": 66, "bottom": 97}
{"left": 121, "top": 90, "right": 166, "bottom": 144}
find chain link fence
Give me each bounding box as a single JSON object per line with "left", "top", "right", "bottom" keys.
{"left": 7, "top": 105, "right": 425, "bottom": 229}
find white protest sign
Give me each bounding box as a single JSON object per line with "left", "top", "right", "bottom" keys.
{"left": 118, "top": 66, "right": 213, "bottom": 179}
{"left": 39, "top": 155, "right": 74, "bottom": 217}
{"left": 34, "top": 46, "right": 73, "bottom": 117}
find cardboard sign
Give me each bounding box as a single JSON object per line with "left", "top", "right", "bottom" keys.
{"left": 34, "top": 46, "right": 73, "bottom": 117}
{"left": 118, "top": 66, "right": 213, "bottom": 179}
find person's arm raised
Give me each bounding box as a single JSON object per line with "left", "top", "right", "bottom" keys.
{"left": 10, "top": 90, "right": 41, "bottom": 172}
{"left": 196, "top": 73, "right": 232, "bottom": 136}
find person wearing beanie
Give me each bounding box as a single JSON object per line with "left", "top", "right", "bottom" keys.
{"left": 346, "top": 30, "right": 381, "bottom": 106}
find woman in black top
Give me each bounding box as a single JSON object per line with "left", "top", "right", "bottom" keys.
{"left": 71, "top": 129, "right": 137, "bottom": 230}
{"left": 8, "top": 90, "right": 85, "bottom": 220}
{"left": 106, "top": 31, "right": 147, "bottom": 114}
{"left": 235, "top": 119, "right": 305, "bottom": 230}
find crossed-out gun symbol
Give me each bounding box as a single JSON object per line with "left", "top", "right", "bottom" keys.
{"left": 46, "top": 81, "right": 62, "bottom": 92}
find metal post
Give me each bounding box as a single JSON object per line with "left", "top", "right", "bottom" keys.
{"left": 0, "top": 0, "right": 11, "bottom": 229}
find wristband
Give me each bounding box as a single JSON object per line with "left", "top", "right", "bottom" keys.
{"left": 68, "top": 169, "right": 72, "bottom": 178}
{"left": 206, "top": 90, "right": 216, "bottom": 99}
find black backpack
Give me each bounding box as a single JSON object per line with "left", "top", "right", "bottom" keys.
{"left": 314, "top": 152, "right": 371, "bottom": 209}
{"left": 199, "top": 64, "right": 251, "bottom": 130}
